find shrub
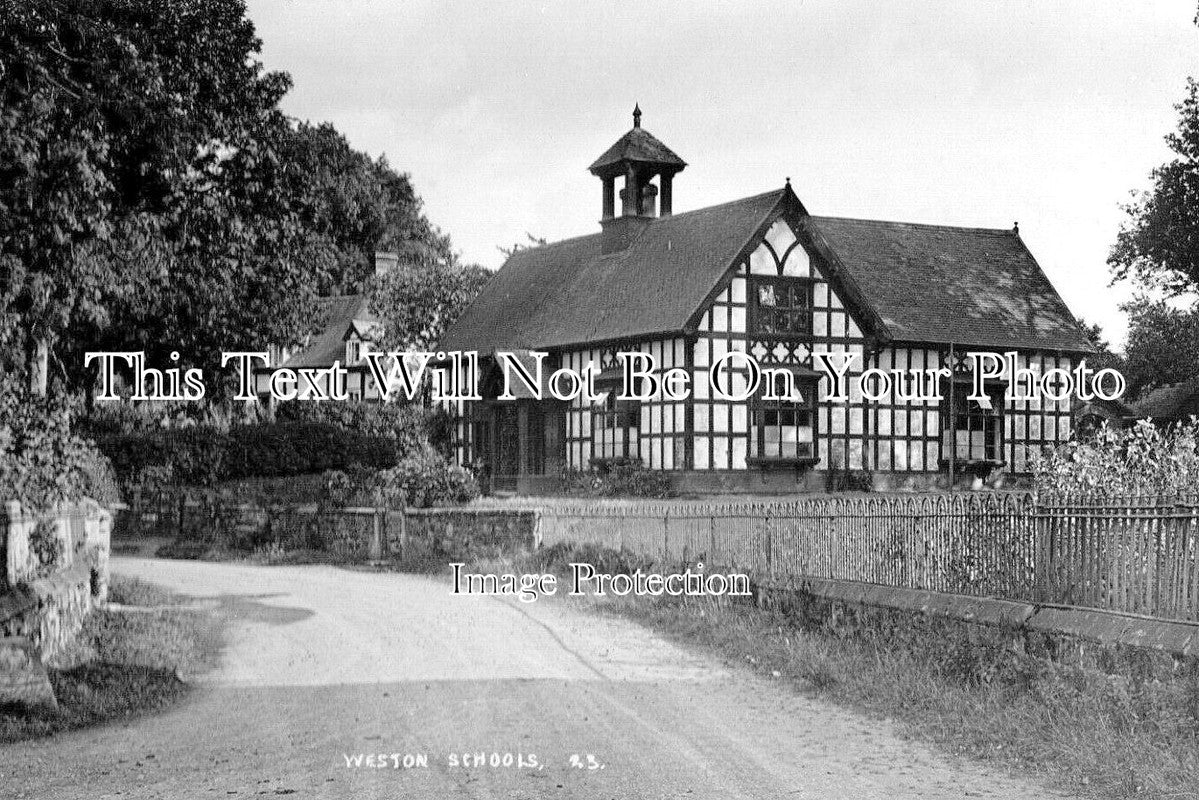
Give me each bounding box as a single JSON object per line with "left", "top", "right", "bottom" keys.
{"left": 94, "top": 427, "right": 226, "bottom": 486}
{"left": 74, "top": 399, "right": 212, "bottom": 437}
{"left": 562, "top": 458, "right": 673, "bottom": 498}
{"left": 221, "top": 422, "right": 397, "bottom": 479}
{"left": 375, "top": 446, "right": 480, "bottom": 508}
{"left": 78, "top": 447, "right": 123, "bottom": 507}
{"left": 275, "top": 400, "right": 431, "bottom": 454}
{"left": 1033, "top": 418, "right": 1199, "bottom": 495}
{"left": 322, "top": 448, "right": 480, "bottom": 509}
{"left": 0, "top": 388, "right": 118, "bottom": 511}
{"left": 28, "top": 519, "right": 64, "bottom": 575}
{"left": 94, "top": 422, "right": 401, "bottom": 486}
{"left": 535, "top": 541, "right": 656, "bottom": 576}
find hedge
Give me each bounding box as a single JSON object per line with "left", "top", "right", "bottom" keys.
{"left": 94, "top": 422, "right": 400, "bottom": 485}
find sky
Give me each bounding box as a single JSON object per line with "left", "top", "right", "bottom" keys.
{"left": 244, "top": 0, "right": 1199, "bottom": 351}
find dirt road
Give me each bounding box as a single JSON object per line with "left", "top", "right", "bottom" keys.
{"left": 0, "top": 558, "right": 1067, "bottom": 799}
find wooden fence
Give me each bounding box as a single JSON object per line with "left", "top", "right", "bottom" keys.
{"left": 538, "top": 492, "right": 1199, "bottom": 622}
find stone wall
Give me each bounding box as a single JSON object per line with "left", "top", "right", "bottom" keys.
{"left": 392, "top": 509, "right": 539, "bottom": 565}
{"left": 0, "top": 500, "right": 112, "bottom": 666}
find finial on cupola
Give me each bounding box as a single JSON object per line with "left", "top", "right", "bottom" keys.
{"left": 588, "top": 107, "right": 686, "bottom": 252}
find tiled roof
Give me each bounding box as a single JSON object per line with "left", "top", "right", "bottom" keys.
{"left": 282, "top": 295, "right": 376, "bottom": 369}
{"left": 1130, "top": 376, "right": 1199, "bottom": 422}
{"left": 439, "top": 187, "right": 1092, "bottom": 355}
{"left": 588, "top": 126, "right": 687, "bottom": 176}
{"left": 440, "top": 190, "right": 782, "bottom": 352}
{"left": 809, "top": 216, "right": 1091, "bottom": 351}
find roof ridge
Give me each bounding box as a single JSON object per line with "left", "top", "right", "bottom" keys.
{"left": 812, "top": 214, "right": 1015, "bottom": 235}
{"left": 662, "top": 188, "right": 784, "bottom": 219}
{"left": 505, "top": 189, "right": 784, "bottom": 259}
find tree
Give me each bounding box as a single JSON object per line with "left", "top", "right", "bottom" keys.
{"left": 1, "top": 0, "right": 317, "bottom": 397}
{"left": 1076, "top": 319, "right": 1125, "bottom": 374}
{"left": 1109, "top": 54, "right": 1199, "bottom": 294}
{"left": 1119, "top": 297, "right": 1199, "bottom": 397}
{"left": 368, "top": 261, "right": 493, "bottom": 353}
{"left": 498, "top": 233, "right": 547, "bottom": 259}
{"left": 274, "top": 123, "right": 453, "bottom": 295}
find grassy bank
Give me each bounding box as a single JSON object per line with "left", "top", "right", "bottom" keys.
{"left": 0, "top": 578, "right": 217, "bottom": 744}
{"left": 604, "top": 592, "right": 1198, "bottom": 800}
{"left": 455, "top": 546, "right": 1199, "bottom": 800}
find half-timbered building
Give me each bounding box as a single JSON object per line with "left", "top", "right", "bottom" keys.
{"left": 438, "top": 110, "right": 1093, "bottom": 493}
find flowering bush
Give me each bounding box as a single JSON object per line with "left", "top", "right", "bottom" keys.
{"left": 1032, "top": 418, "right": 1199, "bottom": 495}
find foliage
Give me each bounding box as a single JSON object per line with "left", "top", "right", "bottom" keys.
{"left": 497, "top": 232, "right": 547, "bottom": 259}
{"left": 2, "top": 1, "right": 462, "bottom": 399}
{"left": 367, "top": 260, "right": 493, "bottom": 352}
{"left": 377, "top": 446, "right": 480, "bottom": 507}
{"left": 74, "top": 400, "right": 217, "bottom": 437}
{"left": 77, "top": 446, "right": 122, "bottom": 507}
{"left": 28, "top": 519, "right": 63, "bottom": 574}
{"left": 0, "top": 577, "right": 204, "bottom": 743}
{"left": 94, "top": 422, "right": 400, "bottom": 486}
{"left": 1, "top": 0, "right": 322, "bottom": 394}
{"left": 825, "top": 468, "right": 875, "bottom": 492}
{"left": 1032, "top": 418, "right": 1199, "bottom": 495}
{"left": 275, "top": 400, "right": 429, "bottom": 454}
{"left": 1075, "top": 318, "right": 1126, "bottom": 375}
{"left": 0, "top": 383, "right": 117, "bottom": 510}
{"left": 320, "top": 468, "right": 357, "bottom": 508}
{"left": 561, "top": 459, "right": 674, "bottom": 498}
{"left": 534, "top": 541, "right": 655, "bottom": 576}
{"left": 222, "top": 422, "right": 398, "bottom": 480}
{"left": 275, "top": 122, "right": 453, "bottom": 295}
{"left": 321, "top": 446, "right": 480, "bottom": 509}
{"left": 618, "top": 592, "right": 1199, "bottom": 800}
{"left": 1110, "top": 71, "right": 1199, "bottom": 296}
{"left": 1119, "top": 297, "right": 1199, "bottom": 396}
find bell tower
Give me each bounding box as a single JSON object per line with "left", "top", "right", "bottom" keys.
{"left": 588, "top": 105, "right": 687, "bottom": 254}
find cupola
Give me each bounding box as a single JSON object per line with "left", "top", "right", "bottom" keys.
{"left": 588, "top": 105, "right": 687, "bottom": 254}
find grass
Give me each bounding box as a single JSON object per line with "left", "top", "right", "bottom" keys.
{"left": 601, "top": 593, "right": 1199, "bottom": 800}
{"left": 449, "top": 546, "right": 1199, "bottom": 800}
{"left": 0, "top": 577, "right": 217, "bottom": 744}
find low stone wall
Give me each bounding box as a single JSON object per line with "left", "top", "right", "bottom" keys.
{"left": 393, "top": 509, "right": 540, "bottom": 565}
{"left": 124, "top": 495, "right": 387, "bottom": 561}
{"left": 0, "top": 500, "right": 112, "bottom": 666}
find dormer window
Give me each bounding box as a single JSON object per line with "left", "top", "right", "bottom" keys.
{"left": 346, "top": 338, "right": 362, "bottom": 365}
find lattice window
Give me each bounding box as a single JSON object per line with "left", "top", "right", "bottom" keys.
{"left": 752, "top": 375, "right": 817, "bottom": 461}
{"left": 751, "top": 277, "right": 813, "bottom": 338}
{"left": 592, "top": 377, "right": 640, "bottom": 431}
{"left": 943, "top": 382, "right": 1004, "bottom": 463}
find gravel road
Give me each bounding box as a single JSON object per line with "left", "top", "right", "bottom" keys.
{"left": 0, "top": 557, "right": 1068, "bottom": 799}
